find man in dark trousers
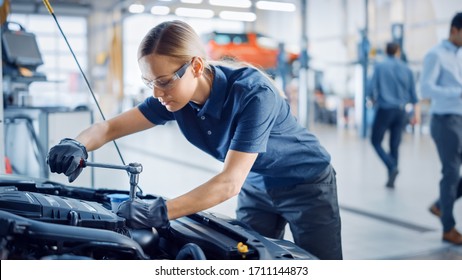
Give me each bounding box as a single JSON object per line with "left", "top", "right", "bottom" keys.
{"left": 421, "top": 12, "right": 462, "bottom": 245}
{"left": 368, "top": 42, "right": 420, "bottom": 188}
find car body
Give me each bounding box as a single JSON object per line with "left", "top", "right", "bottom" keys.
{"left": 203, "top": 32, "right": 299, "bottom": 70}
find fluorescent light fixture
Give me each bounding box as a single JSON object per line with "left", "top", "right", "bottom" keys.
{"left": 219, "top": 11, "right": 256, "bottom": 22}
{"left": 256, "top": 1, "right": 296, "bottom": 12}
{"left": 175, "top": 7, "right": 214, "bottom": 18}
{"left": 151, "top": 6, "right": 170, "bottom": 15}
{"left": 128, "top": 3, "right": 145, "bottom": 13}
{"left": 210, "top": 0, "right": 252, "bottom": 8}
{"left": 180, "top": 0, "right": 203, "bottom": 4}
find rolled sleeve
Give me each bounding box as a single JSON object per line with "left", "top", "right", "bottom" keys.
{"left": 138, "top": 96, "right": 174, "bottom": 125}
{"left": 230, "top": 85, "right": 278, "bottom": 153}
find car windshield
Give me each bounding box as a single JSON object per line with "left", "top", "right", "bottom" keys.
{"left": 257, "top": 34, "right": 278, "bottom": 49}
{"left": 212, "top": 33, "right": 248, "bottom": 45}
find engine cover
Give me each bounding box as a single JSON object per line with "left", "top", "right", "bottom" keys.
{"left": 0, "top": 189, "right": 124, "bottom": 230}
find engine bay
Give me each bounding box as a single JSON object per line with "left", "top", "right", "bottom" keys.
{"left": 0, "top": 174, "right": 317, "bottom": 260}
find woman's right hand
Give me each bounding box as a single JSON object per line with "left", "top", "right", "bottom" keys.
{"left": 47, "top": 138, "right": 88, "bottom": 183}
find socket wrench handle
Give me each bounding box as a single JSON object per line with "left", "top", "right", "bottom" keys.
{"left": 80, "top": 160, "right": 143, "bottom": 199}
{"left": 82, "top": 160, "right": 142, "bottom": 174}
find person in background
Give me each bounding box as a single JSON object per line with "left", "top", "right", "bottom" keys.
{"left": 276, "top": 42, "right": 289, "bottom": 97}
{"left": 421, "top": 12, "right": 462, "bottom": 245}
{"left": 46, "top": 20, "right": 343, "bottom": 259}
{"left": 368, "top": 42, "right": 420, "bottom": 188}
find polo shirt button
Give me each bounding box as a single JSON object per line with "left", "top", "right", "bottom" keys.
{"left": 196, "top": 108, "right": 200, "bottom": 112}
{"left": 201, "top": 116, "right": 205, "bottom": 120}
{"left": 207, "top": 130, "right": 212, "bottom": 135}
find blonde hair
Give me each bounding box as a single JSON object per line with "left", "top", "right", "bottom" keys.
{"left": 210, "top": 60, "right": 287, "bottom": 98}
{"left": 138, "top": 20, "right": 285, "bottom": 97}
{"left": 138, "top": 20, "right": 214, "bottom": 85}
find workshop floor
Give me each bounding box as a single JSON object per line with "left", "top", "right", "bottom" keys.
{"left": 90, "top": 122, "right": 462, "bottom": 260}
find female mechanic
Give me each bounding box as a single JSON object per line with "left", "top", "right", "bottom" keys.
{"left": 47, "top": 20, "right": 342, "bottom": 260}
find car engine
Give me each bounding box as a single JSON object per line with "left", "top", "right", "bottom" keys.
{"left": 0, "top": 174, "right": 317, "bottom": 260}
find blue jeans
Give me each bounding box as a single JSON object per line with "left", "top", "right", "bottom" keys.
{"left": 236, "top": 165, "right": 343, "bottom": 260}
{"left": 430, "top": 114, "right": 462, "bottom": 232}
{"left": 370, "top": 107, "right": 407, "bottom": 173}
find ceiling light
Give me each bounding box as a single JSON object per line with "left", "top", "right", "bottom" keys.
{"left": 151, "top": 6, "right": 170, "bottom": 15}
{"left": 210, "top": 0, "right": 252, "bottom": 8}
{"left": 180, "top": 0, "right": 203, "bottom": 4}
{"left": 256, "top": 1, "right": 296, "bottom": 12}
{"left": 175, "top": 7, "right": 214, "bottom": 18}
{"left": 219, "top": 11, "right": 256, "bottom": 22}
{"left": 128, "top": 3, "right": 145, "bottom": 13}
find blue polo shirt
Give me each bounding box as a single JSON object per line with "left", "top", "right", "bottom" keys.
{"left": 138, "top": 65, "right": 331, "bottom": 189}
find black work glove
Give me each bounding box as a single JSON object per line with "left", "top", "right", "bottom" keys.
{"left": 47, "top": 138, "right": 88, "bottom": 183}
{"left": 117, "top": 198, "right": 169, "bottom": 229}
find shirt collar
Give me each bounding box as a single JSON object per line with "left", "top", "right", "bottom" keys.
{"left": 189, "top": 65, "right": 227, "bottom": 119}
{"left": 385, "top": 55, "right": 398, "bottom": 61}
{"left": 442, "top": 39, "right": 459, "bottom": 53}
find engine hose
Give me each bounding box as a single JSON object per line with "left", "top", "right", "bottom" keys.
{"left": 175, "top": 243, "right": 207, "bottom": 260}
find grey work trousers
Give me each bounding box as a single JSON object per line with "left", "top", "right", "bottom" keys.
{"left": 236, "top": 165, "right": 343, "bottom": 260}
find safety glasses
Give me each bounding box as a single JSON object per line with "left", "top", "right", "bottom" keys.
{"left": 141, "top": 61, "right": 191, "bottom": 90}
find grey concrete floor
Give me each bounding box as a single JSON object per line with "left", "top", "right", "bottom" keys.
{"left": 87, "top": 122, "right": 462, "bottom": 260}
